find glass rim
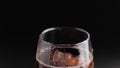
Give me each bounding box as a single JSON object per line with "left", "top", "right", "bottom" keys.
{"left": 39, "top": 27, "right": 90, "bottom": 45}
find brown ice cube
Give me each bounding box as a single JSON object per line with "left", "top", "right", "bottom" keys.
{"left": 51, "top": 49, "right": 64, "bottom": 65}
{"left": 51, "top": 49, "right": 79, "bottom": 66}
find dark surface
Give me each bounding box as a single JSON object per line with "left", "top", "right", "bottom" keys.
{"left": 0, "top": 0, "right": 16, "bottom": 16}
{"left": 96, "top": 0, "right": 120, "bottom": 8}
{"left": 1, "top": 1, "right": 120, "bottom": 68}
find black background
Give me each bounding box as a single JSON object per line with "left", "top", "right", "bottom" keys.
{"left": 0, "top": 1, "right": 120, "bottom": 68}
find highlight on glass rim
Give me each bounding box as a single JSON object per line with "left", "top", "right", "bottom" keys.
{"left": 36, "top": 27, "right": 94, "bottom": 68}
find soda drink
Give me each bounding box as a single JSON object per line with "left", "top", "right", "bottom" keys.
{"left": 36, "top": 47, "right": 94, "bottom": 68}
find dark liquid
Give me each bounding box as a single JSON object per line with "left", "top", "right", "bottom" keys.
{"left": 36, "top": 61, "right": 94, "bottom": 68}
{"left": 36, "top": 48, "right": 94, "bottom": 68}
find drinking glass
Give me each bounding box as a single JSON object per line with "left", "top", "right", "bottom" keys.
{"left": 36, "top": 27, "right": 94, "bottom": 68}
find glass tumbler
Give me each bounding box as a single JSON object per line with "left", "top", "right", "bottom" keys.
{"left": 36, "top": 27, "right": 94, "bottom": 68}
